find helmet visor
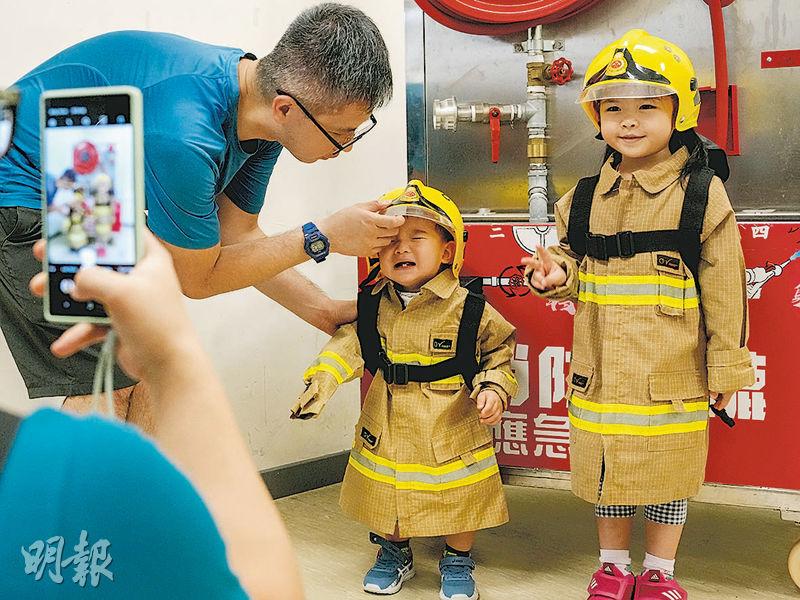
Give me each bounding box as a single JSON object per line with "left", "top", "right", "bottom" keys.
{"left": 578, "top": 82, "right": 677, "bottom": 104}
{"left": 384, "top": 202, "right": 455, "bottom": 236}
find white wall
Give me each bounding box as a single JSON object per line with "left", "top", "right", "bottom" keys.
{"left": 0, "top": 0, "right": 407, "bottom": 470}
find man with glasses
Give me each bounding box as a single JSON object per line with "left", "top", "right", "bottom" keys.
{"left": 0, "top": 4, "right": 402, "bottom": 427}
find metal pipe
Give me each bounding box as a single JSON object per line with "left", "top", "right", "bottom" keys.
{"left": 432, "top": 97, "right": 528, "bottom": 131}
{"left": 526, "top": 26, "right": 549, "bottom": 222}
{"left": 430, "top": 24, "right": 558, "bottom": 222}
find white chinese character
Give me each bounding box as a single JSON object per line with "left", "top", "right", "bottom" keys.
{"left": 538, "top": 347, "right": 571, "bottom": 409}
{"left": 729, "top": 391, "right": 766, "bottom": 421}
{"left": 532, "top": 414, "right": 570, "bottom": 459}
{"left": 493, "top": 412, "right": 529, "bottom": 456}
{"left": 751, "top": 225, "right": 770, "bottom": 239}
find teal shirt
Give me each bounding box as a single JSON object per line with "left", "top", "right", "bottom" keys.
{"left": 0, "top": 409, "right": 248, "bottom": 599}
{"left": 0, "top": 31, "right": 282, "bottom": 249}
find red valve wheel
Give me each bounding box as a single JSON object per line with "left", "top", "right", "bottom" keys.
{"left": 549, "top": 57, "right": 574, "bottom": 85}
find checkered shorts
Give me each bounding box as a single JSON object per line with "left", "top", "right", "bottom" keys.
{"left": 595, "top": 499, "right": 688, "bottom": 525}
{"left": 595, "top": 462, "right": 688, "bottom": 525}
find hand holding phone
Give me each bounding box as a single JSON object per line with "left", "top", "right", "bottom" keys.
{"left": 40, "top": 86, "right": 143, "bottom": 323}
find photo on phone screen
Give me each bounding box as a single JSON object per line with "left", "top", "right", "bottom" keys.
{"left": 42, "top": 89, "right": 141, "bottom": 321}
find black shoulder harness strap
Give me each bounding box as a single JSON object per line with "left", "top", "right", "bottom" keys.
{"left": 0, "top": 409, "right": 22, "bottom": 479}
{"left": 357, "top": 286, "right": 485, "bottom": 389}
{"left": 567, "top": 167, "right": 714, "bottom": 292}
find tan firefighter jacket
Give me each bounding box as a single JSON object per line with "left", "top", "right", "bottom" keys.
{"left": 531, "top": 148, "right": 755, "bottom": 506}
{"left": 291, "top": 270, "right": 518, "bottom": 536}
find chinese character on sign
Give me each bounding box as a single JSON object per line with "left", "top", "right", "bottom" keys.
{"left": 793, "top": 284, "right": 800, "bottom": 309}
{"left": 493, "top": 412, "right": 529, "bottom": 456}
{"left": 751, "top": 225, "right": 770, "bottom": 239}
{"left": 532, "top": 413, "right": 570, "bottom": 459}
{"left": 22, "top": 531, "right": 113, "bottom": 588}
{"left": 731, "top": 390, "right": 766, "bottom": 420}
{"left": 538, "top": 346, "right": 571, "bottom": 410}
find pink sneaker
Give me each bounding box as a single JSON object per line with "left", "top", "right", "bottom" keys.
{"left": 633, "top": 569, "right": 687, "bottom": 599}
{"left": 587, "top": 563, "right": 636, "bottom": 599}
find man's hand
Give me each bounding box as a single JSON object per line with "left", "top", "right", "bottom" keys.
{"left": 521, "top": 244, "right": 567, "bottom": 291}
{"left": 475, "top": 387, "right": 504, "bottom": 426}
{"left": 318, "top": 199, "right": 404, "bottom": 256}
{"left": 29, "top": 232, "right": 202, "bottom": 382}
{"left": 710, "top": 390, "right": 735, "bottom": 411}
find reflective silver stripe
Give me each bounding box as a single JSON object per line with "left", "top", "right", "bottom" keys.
{"left": 317, "top": 355, "right": 348, "bottom": 376}
{"left": 306, "top": 355, "right": 349, "bottom": 381}
{"left": 579, "top": 281, "right": 696, "bottom": 300}
{"left": 569, "top": 402, "right": 708, "bottom": 426}
{"left": 349, "top": 448, "right": 498, "bottom": 485}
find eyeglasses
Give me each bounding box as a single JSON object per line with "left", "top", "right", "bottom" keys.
{"left": 276, "top": 88, "right": 377, "bottom": 154}
{"left": 0, "top": 88, "right": 19, "bottom": 159}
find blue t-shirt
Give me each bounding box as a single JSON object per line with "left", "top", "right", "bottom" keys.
{"left": 0, "top": 31, "right": 283, "bottom": 249}
{"left": 0, "top": 409, "right": 249, "bottom": 599}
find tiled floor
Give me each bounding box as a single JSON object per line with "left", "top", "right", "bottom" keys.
{"left": 277, "top": 483, "right": 800, "bottom": 599}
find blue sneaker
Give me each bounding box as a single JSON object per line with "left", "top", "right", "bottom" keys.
{"left": 363, "top": 533, "right": 415, "bottom": 595}
{"left": 438, "top": 555, "right": 478, "bottom": 600}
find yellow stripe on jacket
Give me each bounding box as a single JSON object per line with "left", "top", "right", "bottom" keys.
{"left": 569, "top": 394, "right": 709, "bottom": 436}
{"left": 348, "top": 445, "right": 499, "bottom": 491}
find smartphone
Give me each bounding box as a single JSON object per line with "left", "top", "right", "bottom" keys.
{"left": 40, "top": 86, "right": 144, "bottom": 324}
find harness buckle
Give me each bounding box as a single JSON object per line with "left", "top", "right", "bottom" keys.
{"left": 585, "top": 233, "right": 608, "bottom": 261}
{"left": 390, "top": 363, "right": 409, "bottom": 385}
{"left": 616, "top": 230, "right": 635, "bottom": 258}
{"left": 377, "top": 351, "right": 394, "bottom": 384}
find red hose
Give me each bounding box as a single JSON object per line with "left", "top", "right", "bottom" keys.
{"left": 414, "top": 0, "right": 606, "bottom": 35}
{"left": 708, "top": 0, "right": 729, "bottom": 148}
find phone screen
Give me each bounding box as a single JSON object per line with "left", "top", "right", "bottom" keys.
{"left": 43, "top": 93, "right": 137, "bottom": 319}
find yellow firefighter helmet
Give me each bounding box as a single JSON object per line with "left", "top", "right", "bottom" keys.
{"left": 379, "top": 180, "right": 466, "bottom": 277}
{"left": 579, "top": 29, "right": 701, "bottom": 132}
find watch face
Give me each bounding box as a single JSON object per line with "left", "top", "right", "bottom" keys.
{"left": 310, "top": 240, "right": 326, "bottom": 254}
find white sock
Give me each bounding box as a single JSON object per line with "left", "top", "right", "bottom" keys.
{"left": 599, "top": 549, "right": 632, "bottom": 574}
{"left": 642, "top": 552, "right": 675, "bottom": 575}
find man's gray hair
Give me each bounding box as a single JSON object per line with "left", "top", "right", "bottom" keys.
{"left": 257, "top": 3, "right": 393, "bottom": 112}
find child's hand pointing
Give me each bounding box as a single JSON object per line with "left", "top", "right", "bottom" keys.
{"left": 522, "top": 245, "right": 567, "bottom": 291}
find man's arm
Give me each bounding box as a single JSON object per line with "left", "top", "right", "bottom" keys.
{"left": 255, "top": 269, "right": 356, "bottom": 335}
{"left": 162, "top": 193, "right": 402, "bottom": 304}
{"left": 162, "top": 226, "right": 305, "bottom": 300}
{"left": 211, "top": 193, "right": 356, "bottom": 333}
